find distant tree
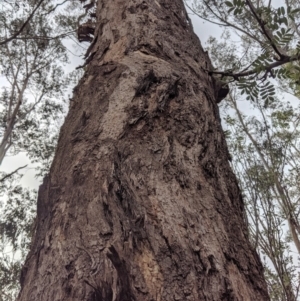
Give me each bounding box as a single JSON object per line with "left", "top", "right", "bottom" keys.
{"left": 185, "top": 0, "right": 300, "bottom": 299}
{"left": 224, "top": 90, "right": 300, "bottom": 301}
{"left": 0, "top": 0, "right": 44, "bottom": 45}
{"left": 0, "top": 172, "right": 36, "bottom": 301}
{"left": 0, "top": 0, "right": 84, "bottom": 299}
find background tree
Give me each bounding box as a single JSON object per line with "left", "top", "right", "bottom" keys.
{"left": 224, "top": 91, "right": 300, "bottom": 301}
{"left": 0, "top": 173, "right": 36, "bottom": 301}
{"left": 0, "top": 0, "right": 85, "bottom": 299}
{"left": 0, "top": 0, "right": 45, "bottom": 45}
{"left": 185, "top": 0, "right": 300, "bottom": 299}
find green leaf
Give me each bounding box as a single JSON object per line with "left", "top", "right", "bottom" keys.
{"left": 291, "top": 8, "right": 300, "bottom": 14}
{"left": 228, "top": 7, "right": 235, "bottom": 14}
{"left": 289, "top": 14, "right": 295, "bottom": 22}
{"left": 225, "top": 1, "right": 233, "bottom": 7}
{"left": 277, "top": 7, "right": 282, "bottom": 16}
{"left": 264, "top": 98, "right": 269, "bottom": 108}
{"left": 282, "top": 17, "right": 288, "bottom": 26}
{"left": 234, "top": 8, "right": 240, "bottom": 15}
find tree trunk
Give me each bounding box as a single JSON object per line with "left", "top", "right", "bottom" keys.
{"left": 18, "top": 0, "right": 270, "bottom": 300}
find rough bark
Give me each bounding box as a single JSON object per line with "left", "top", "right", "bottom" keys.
{"left": 18, "top": 0, "right": 270, "bottom": 300}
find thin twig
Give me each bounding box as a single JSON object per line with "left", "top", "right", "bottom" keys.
{"left": 13, "top": 30, "right": 76, "bottom": 41}
{"left": 245, "top": 0, "right": 285, "bottom": 58}
{"left": 207, "top": 54, "right": 299, "bottom": 79}
{"left": 0, "top": 165, "right": 28, "bottom": 182}
{"left": 42, "top": 0, "right": 69, "bottom": 16}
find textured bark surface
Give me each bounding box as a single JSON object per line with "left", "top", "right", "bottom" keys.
{"left": 18, "top": 0, "right": 270, "bottom": 300}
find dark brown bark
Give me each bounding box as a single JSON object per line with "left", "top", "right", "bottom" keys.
{"left": 18, "top": 0, "right": 270, "bottom": 300}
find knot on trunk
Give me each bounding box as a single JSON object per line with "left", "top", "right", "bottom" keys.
{"left": 78, "top": 22, "right": 96, "bottom": 43}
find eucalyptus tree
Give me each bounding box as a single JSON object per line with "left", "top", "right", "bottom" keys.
{"left": 17, "top": 0, "right": 270, "bottom": 300}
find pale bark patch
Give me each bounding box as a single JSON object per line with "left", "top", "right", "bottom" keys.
{"left": 136, "top": 247, "right": 163, "bottom": 300}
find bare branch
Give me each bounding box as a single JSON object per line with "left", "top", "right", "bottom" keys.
{"left": 207, "top": 54, "right": 299, "bottom": 79}
{"left": 42, "top": 0, "right": 70, "bottom": 16}
{"left": 0, "top": 165, "right": 27, "bottom": 182}
{"left": 13, "top": 31, "right": 76, "bottom": 41}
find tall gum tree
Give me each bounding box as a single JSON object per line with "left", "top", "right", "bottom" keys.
{"left": 17, "top": 0, "right": 270, "bottom": 300}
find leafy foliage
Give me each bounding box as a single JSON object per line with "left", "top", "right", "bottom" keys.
{"left": 0, "top": 0, "right": 86, "bottom": 298}
{"left": 187, "top": 0, "right": 300, "bottom": 103}
{"left": 0, "top": 170, "right": 36, "bottom": 301}
{"left": 186, "top": 0, "right": 300, "bottom": 299}
{"left": 224, "top": 95, "right": 300, "bottom": 300}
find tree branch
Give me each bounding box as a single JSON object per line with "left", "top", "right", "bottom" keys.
{"left": 0, "top": 0, "right": 45, "bottom": 45}
{"left": 207, "top": 54, "right": 299, "bottom": 79}
{"left": 245, "top": 0, "right": 286, "bottom": 58}
{"left": 0, "top": 165, "right": 27, "bottom": 182}
{"left": 14, "top": 31, "right": 76, "bottom": 41}
{"left": 42, "top": 0, "right": 69, "bottom": 16}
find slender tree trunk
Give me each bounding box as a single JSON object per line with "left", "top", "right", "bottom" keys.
{"left": 18, "top": 0, "right": 270, "bottom": 300}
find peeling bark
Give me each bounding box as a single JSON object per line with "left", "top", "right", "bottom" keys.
{"left": 18, "top": 0, "right": 270, "bottom": 300}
